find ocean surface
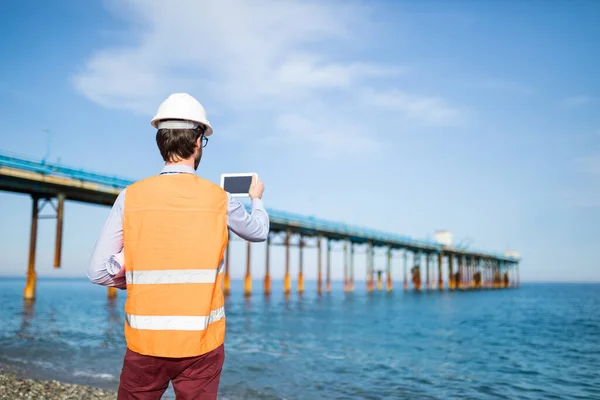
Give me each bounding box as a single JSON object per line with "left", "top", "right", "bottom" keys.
{"left": 0, "top": 278, "right": 598, "bottom": 399}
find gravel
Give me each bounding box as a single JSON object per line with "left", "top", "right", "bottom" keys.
{"left": 0, "top": 367, "right": 116, "bottom": 400}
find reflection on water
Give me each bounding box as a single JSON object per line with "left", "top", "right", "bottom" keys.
{"left": 102, "top": 298, "right": 122, "bottom": 348}
{"left": 105, "top": 298, "right": 120, "bottom": 325}
{"left": 18, "top": 299, "right": 35, "bottom": 339}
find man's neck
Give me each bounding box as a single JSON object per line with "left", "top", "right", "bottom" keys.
{"left": 165, "top": 160, "right": 195, "bottom": 169}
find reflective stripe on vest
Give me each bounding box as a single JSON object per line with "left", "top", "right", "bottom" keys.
{"left": 122, "top": 173, "right": 229, "bottom": 358}
{"left": 126, "top": 261, "right": 224, "bottom": 285}
{"left": 125, "top": 306, "right": 225, "bottom": 331}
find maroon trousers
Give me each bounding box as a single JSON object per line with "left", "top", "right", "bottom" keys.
{"left": 117, "top": 344, "right": 225, "bottom": 400}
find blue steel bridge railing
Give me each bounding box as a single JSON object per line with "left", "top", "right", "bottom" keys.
{"left": 0, "top": 152, "right": 519, "bottom": 261}
{"left": 0, "top": 151, "right": 134, "bottom": 189}
{"left": 264, "top": 208, "right": 439, "bottom": 248}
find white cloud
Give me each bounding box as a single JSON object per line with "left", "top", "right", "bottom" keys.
{"left": 72, "top": 0, "right": 461, "bottom": 157}
{"left": 274, "top": 54, "right": 405, "bottom": 91}
{"left": 562, "top": 95, "right": 594, "bottom": 107}
{"left": 262, "top": 113, "right": 381, "bottom": 159}
{"left": 363, "top": 89, "right": 466, "bottom": 126}
{"left": 73, "top": 0, "right": 387, "bottom": 111}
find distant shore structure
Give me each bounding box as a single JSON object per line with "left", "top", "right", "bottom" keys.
{"left": 0, "top": 151, "right": 520, "bottom": 301}
{"left": 434, "top": 230, "right": 453, "bottom": 248}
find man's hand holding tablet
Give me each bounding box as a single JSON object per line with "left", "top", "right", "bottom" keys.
{"left": 221, "top": 173, "right": 264, "bottom": 199}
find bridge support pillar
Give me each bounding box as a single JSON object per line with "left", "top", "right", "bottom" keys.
{"left": 386, "top": 247, "right": 392, "bottom": 292}
{"left": 454, "top": 256, "right": 465, "bottom": 290}
{"left": 350, "top": 243, "right": 355, "bottom": 292}
{"left": 462, "top": 255, "right": 465, "bottom": 290}
{"left": 297, "top": 235, "right": 304, "bottom": 295}
{"left": 326, "top": 239, "right": 332, "bottom": 293}
{"left": 431, "top": 254, "right": 436, "bottom": 290}
{"left": 425, "top": 253, "right": 431, "bottom": 290}
{"left": 447, "top": 254, "right": 452, "bottom": 290}
{"left": 264, "top": 234, "right": 271, "bottom": 296}
{"left": 460, "top": 257, "right": 464, "bottom": 289}
{"left": 463, "top": 258, "right": 468, "bottom": 289}
{"left": 461, "top": 257, "right": 469, "bottom": 290}
{"left": 471, "top": 258, "right": 477, "bottom": 289}
{"left": 482, "top": 262, "right": 486, "bottom": 288}
{"left": 466, "top": 258, "right": 470, "bottom": 289}
{"left": 500, "top": 261, "right": 505, "bottom": 288}
{"left": 343, "top": 241, "right": 349, "bottom": 292}
{"left": 23, "top": 196, "right": 39, "bottom": 301}
{"left": 284, "top": 231, "right": 291, "bottom": 296}
{"left": 53, "top": 194, "right": 65, "bottom": 268}
{"left": 438, "top": 253, "right": 444, "bottom": 291}
{"left": 461, "top": 258, "right": 465, "bottom": 289}
{"left": 403, "top": 250, "right": 408, "bottom": 291}
{"left": 473, "top": 259, "right": 480, "bottom": 289}
{"left": 366, "top": 242, "right": 374, "bottom": 292}
{"left": 464, "top": 256, "right": 469, "bottom": 289}
{"left": 244, "top": 241, "right": 252, "bottom": 297}
{"left": 412, "top": 252, "right": 422, "bottom": 292}
{"left": 483, "top": 261, "right": 488, "bottom": 288}
{"left": 317, "top": 236, "right": 322, "bottom": 295}
{"left": 107, "top": 287, "right": 117, "bottom": 300}
{"left": 486, "top": 262, "right": 490, "bottom": 288}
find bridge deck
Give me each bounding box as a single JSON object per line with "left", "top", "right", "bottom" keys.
{"left": 0, "top": 152, "right": 518, "bottom": 262}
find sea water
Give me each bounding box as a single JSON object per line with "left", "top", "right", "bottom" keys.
{"left": 0, "top": 278, "right": 598, "bottom": 399}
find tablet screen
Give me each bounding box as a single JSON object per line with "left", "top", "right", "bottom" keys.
{"left": 223, "top": 175, "right": 253, "bottom": 194}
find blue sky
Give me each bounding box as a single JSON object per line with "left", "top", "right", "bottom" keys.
{"left": 0, "top": 0, "right": 599, "bottom": 283}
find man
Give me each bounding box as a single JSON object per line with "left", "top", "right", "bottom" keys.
{"left": 87, "top": 92, "right": 270, "bottom": 399}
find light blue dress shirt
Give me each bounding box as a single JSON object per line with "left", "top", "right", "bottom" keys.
{"left": 87, "top": 164, "right": 269, "bottom": 289}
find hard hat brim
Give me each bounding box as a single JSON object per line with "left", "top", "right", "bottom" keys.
{"left": 151, "top": 117, "right": 213, "bottom": 136}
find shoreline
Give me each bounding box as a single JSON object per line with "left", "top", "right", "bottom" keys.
{"left": 0, "top": 366, "right": 116, "bottom": 400}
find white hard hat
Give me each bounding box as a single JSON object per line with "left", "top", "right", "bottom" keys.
{"left": 150, "top": 93, "right": 213, "bottom": 136}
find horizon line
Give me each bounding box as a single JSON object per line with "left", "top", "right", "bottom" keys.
{"left": 0, "top": 275, "right": 598, "bottom": 284}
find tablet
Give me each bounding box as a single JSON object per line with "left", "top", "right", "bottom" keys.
{"left": 220, "top": 173, "right": 257, "bottom": 197}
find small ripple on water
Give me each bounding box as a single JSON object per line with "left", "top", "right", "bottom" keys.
{"left": 72, "top": 370, "right": 116, "bottom": 381}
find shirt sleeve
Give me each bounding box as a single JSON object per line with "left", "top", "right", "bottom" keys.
{"left": 226, "top": 193, "right": 270, "bottom": 242}
{"left": 87, "top": 189, "right": 127, "bottom": 289}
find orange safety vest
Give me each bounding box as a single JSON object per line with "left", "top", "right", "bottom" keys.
{"left": 122, "top": 173, "right": 229, "bottom": 358}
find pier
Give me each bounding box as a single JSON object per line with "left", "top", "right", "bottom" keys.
{"left": 0, "top": 152, "right": 520, "bottom": 300}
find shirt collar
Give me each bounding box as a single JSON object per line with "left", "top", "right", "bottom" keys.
{"left": 159, "top": 164, "right": 197, "bottom": 175}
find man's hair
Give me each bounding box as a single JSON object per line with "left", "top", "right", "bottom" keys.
{"left": 156, "top": 126, "right": 205, "bottom": 162}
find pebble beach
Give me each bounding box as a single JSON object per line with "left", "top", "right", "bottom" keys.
{"left": 0, "top": 367, "right": 115, "bottom": 400}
